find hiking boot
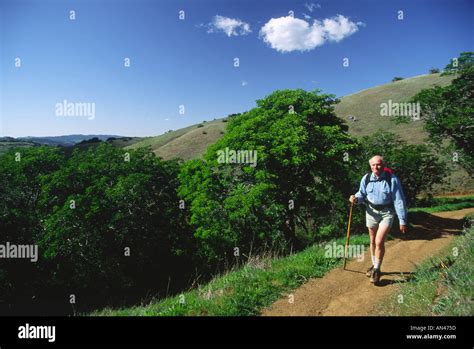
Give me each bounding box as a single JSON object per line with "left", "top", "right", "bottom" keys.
{"left": 370, "top": 268, "right": 381, "bottom": 285}
{"left": 366, "top": 265, "right": 374, "bottom": 277}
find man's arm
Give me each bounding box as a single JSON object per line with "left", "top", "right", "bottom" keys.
{"left": 354, "top": 174, "right": 368, "bottom": 204}
{"left": 392, "top": 176, "right": 407, "bottom": 225}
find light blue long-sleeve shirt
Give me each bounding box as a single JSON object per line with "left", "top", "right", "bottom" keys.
{"left": 355, "top": 172, "right": 408, "bottom": 225}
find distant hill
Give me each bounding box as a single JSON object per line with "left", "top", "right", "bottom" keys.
{"left": 16, "top": 134, "right": 124, "bottom": 146}
{"left": 0, "top": 135, "right": 143, "bottom": 156}
{"left": 0, "top": 138, "right": 40, "bottom": 156}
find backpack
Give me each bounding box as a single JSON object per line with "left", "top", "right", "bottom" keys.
{"left": 364, "top": 167, "right": 394, "bottom": 189}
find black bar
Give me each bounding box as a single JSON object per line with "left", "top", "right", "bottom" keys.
{"left": 0, "top": 316, "right": 470, "bottom": 347}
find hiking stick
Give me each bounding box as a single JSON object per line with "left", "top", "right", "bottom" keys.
{"left": 343, "top": 202, "right": 354, "bottom": 270}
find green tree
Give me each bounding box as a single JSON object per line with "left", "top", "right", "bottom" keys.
{"left": 0, "top": 147, "right": 64, "bottom": 303}
{"left": 443, "top": 51, "right": 474, "bottom": 75}
{"left": 404, "top": 57, "right": 474, "bottom": 176}
{"left": 37, "top": 144, "right": 191, "bottom": 307}
{"left": 179, "top": 89, "right": 359, "bottom": 265}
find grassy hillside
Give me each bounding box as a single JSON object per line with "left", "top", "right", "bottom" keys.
{"left": 126, "top": 119, "right": 227, "bottom": 160}
{"left": 127, "top": 74, "right": 454, "bottom": 160}
{"left": 334, "top": 73, "right": 455, "bottom": 142}
{"left": 125, "top": 73, "right": 472, "bottom": 194}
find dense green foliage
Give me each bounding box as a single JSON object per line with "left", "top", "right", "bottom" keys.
{"left": 178, "top": 89, "right": 359, "bottom": 264}
{"left": 0, "top": 145, "right": 192, "bottom": 313}
{"left": 0, "top": 147, "right": 64, "bottom": 305}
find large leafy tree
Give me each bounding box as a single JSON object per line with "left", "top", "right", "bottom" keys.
{"left": 36, "top": 144, "right": 190, "bottom": 307}
{"left": 179, "top": 89, "right": 359, "bottom": 264}
{"left": 0, "top": 143, "right": 194, "bottom": 312}
{"left": 0, "top": 147, "right": 65, "bottom": 304}
{"left": 400, "top": 53, "right": 474, "bottom": 176}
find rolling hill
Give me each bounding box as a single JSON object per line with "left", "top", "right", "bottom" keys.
{"left": 334, "top": 73, "right": 455, "bottom": 141}
{"left": 125, "top": 119, "right": 228, "bottom": 160}
{"left": 127, "top": 73, "right": 455, "bottom": 159}
{"left": 0, "top": 135, "right": 143, "bottom": 156}
{"left": 125, "top": 73, "right": 473, "bottom": 194}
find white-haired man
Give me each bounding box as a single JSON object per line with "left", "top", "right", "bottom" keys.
{"left": 349, "top": 155, "right": 407, "bottom": 285}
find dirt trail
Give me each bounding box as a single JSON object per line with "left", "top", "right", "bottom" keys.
{"left": 262, "top": 208, "right": 474, "bottom": 316}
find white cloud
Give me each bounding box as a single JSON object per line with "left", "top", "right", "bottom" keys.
{"left": 304, "top": 3, "right": 321, "bottom": 12}
{"left": 302, "top": 13, "right": 312, "bottom": 20}
{"left": 241, "top": 81, "right": 248, "bottom": 87}
{"left": 259, "top": 15, "right": 363, "bottom": 53}
{"left": 321, "top": 15, "right": 360, "bottom": 42}
{"left": 207, "top": 15, "right": 251, "bottom": 37}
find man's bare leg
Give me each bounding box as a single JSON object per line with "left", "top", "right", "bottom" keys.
{"left": 365, "top": 227, "right": 377, "bottom": 277}
{"left": 368, "top": 227, "right": 377, "bottom": 265}
{"left": 374, "top": 224, "right": 391, "bottom": 270}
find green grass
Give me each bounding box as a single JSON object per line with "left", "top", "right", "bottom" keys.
{"left": 90, "top": 234, "right": 370, "bottom": 316}
{"left": 378, "top": 213, "right": 474, "bottom": 316}
{"left": 410, "top": 195, "right": 474, "bottom": 213}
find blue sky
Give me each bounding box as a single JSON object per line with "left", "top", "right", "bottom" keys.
{"left": 1, "top": 0, "right": 472, "bottom": 137}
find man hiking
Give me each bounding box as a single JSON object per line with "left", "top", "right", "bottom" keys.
{"left": 349, "top": 155, "right": 407, "bottom": 285}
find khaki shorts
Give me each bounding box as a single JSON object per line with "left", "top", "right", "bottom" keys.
{"left": 366, "top": 205, "right": 395, "bottom": 229}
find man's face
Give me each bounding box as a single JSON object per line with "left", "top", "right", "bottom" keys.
{"left": 370, "top": 158, "right": 384, "bottom": 176}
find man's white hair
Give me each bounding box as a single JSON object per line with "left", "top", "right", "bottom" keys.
{"left": 369, "top": 155, "right": 384, "bottom": 165}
